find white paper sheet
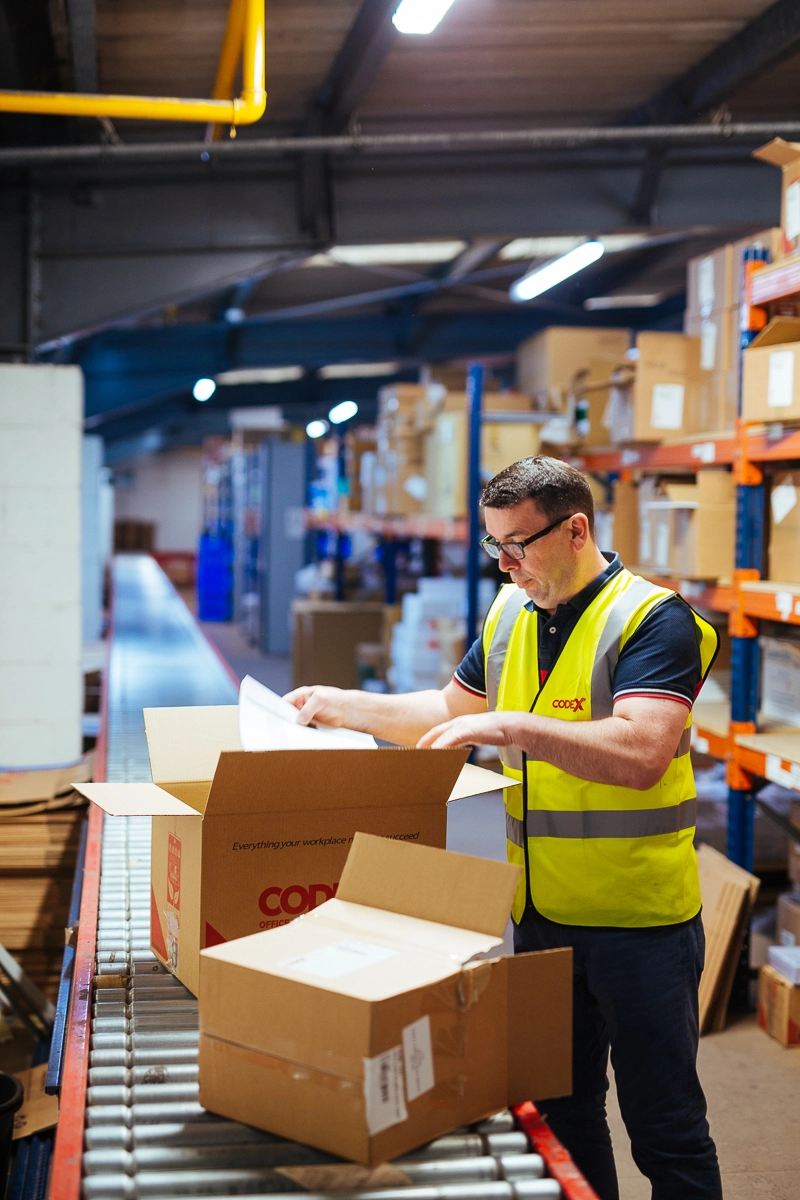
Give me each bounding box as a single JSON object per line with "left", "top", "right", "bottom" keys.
{"left": 238, "top": 675, "right": 377, "bottom": 751}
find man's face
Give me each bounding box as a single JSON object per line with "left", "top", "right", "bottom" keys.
{"left": 483, "top": 498, "right": 578, "bottom": 608}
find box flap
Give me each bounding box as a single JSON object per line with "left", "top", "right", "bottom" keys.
{"left": 203, "top": 747, "right": 468, "bottom": 815}
{"left": 753, "top": 138, "right": 800, "bottom": 168}
{"left": 506, "top": 949, "right": 572, "bottom": 1104}
{"left": 306, "top": 897, "right": 503, "bottom": 963}
{"left": 748, "top": 316, "right": 800, "bottom": 349}
{"left": 143, "top": 705, "right": 241, "bottom": 784}
{"left": 448, "top": 762, "right": 517, "bottom": 801}
{"left": 336, "top": 832, "right": 521, "bottom": 938}
{"left": 73, "top": 782, "right": 200, "bottom": 818}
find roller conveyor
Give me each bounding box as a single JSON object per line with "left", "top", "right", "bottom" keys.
{"left": 48, "top": 555, "right": 596, "bottom": 1200}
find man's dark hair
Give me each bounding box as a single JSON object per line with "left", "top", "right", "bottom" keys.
{"left": 480, "top": 455, "right": 595, "bottom": 537}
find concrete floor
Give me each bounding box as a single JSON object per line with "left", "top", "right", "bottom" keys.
{"left": 199, "top": 614, "right": 800, "bottom": 1198}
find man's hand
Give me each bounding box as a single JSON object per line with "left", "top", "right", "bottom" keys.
{"left": 283, "top": 685, "right": 350, "bottom": 728}
{"left": 417, "top": 711, "right": 518, "bottom": 749}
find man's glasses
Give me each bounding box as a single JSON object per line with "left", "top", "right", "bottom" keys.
{"left": 480, "top": 513, "right": 574, "bottom": 561}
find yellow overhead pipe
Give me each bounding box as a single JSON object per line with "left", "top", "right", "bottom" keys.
{"left": 0, "top": 0, "right": 265, "bottom": 125}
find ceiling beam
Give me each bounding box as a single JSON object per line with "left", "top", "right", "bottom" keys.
{"left": 65, "top": 0, "right": 97, "bottom": 92}
{"left": 300, "top": 0, "right": 399, "bottom": 240}
{"left": 628, "top": 0, "right": 800, "bottom": 126}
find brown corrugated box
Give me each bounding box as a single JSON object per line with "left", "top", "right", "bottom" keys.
{"left": 198, "top": 833, "right": 572, "bottom": 1164}
{"left": 75, "top": 709, "right": 512, "bottom": 995}
{"left": 768, "top": 471, "right": 800, "bottom": 585}
{"left": 292, "top": 601, "right": 386, "bottom": 689}
{"left": 742, "top": 317, "right": 800, "bottom": 423}
{"left": 753, "top": 141, "right": 800, "bottom": 259}
{"left": 758, "top": 963, "right": 800, "bottom": 1047}
{"left": 516, "top": 326, "right": 631, "bottom": 410}
{"left": 777, "top": 893, "right": 800, "bottom": 948}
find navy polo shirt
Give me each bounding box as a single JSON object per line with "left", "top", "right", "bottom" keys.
{"left": 454, "top": 553, "right": 706, "bottom": 709}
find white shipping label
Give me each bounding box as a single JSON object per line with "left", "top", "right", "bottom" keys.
{"left": 402, "top": 1016, "right": 435, "bottom": 1102}
{"left": 650, "top": 383, "right": 685, "bottom": 430}
{"left": 786, "top": 181, "right": 800, "bottom": 243}
{"left": 768, "top": 350, "right": 795, "bottom": 408}
{"left": 700, "top": 320, "right": 718, "bottom": 370}
{"left": 363, "top": 1046, "right": 408, "bottom": 1136}
{"left": 654, "top": 518, "right": 670, "bottom": 570}
{"left": 771, "top": 478, "right": 798, "bottom": 525}
{"left": 697, "top": 256, "right": 715, "bottom": 312}
{"left": 279, "top": 939, "right": 399, "bottom": 981}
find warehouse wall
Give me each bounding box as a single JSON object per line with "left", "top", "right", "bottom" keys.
{"left": 113, "top": 447, "right": 204, "bottom": 552}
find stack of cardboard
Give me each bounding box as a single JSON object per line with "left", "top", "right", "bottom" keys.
{"left": 636, "top": 469, "right": 736, "bottom": 580}
{"left": 292, "top": 600, "right": 387, "bottom": 689}
{"left": 768, "top": 470, "right": 800, "bottom": 585}
{"left": 684, "top": 230, "right": 782, "bottom": 433}
{"left": 516, "top": 326, "right": 630, "bottom": 410}
{"left": 367, "top": 385, "right": 429, "bottom": 518}
{"left": 743, "top": 318, "right": 800, "bottom": 425}
{"left": 697, "top": 844, "right": 760, "bottom": 1033}
{"left": 602, "top": 332, "right": 705, "bottom": 443}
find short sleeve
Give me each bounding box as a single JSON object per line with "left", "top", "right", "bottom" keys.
{"left": 612, "top": 596, "right": 710, "bottom": 709}
{"left": 453, "top": 636, "right": 487, "bottom": 698}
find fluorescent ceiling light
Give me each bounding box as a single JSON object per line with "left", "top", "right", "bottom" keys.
{"left": 510, "top": 240, "right": 605, "bottom": 303}
{"left": 216, "top": 367, "right": 305, "bottom": 385}
{"left": 319, "top": 361, "right": 399, "bottom": 380}
{"left": 329, "top": 400, "right": 359, "bottom": 425}
{"left": 229, "top": 407, "right": 285, "bottom": 431}
{"left": 192, "top": 377, "right": 216, "bottom": 401}
{"left": 393, "top": 0, "right": 456, "bottom": 35}
{"left": 500, "top": 234, "right": 650, "bottom": 261}
{"left": 326, "top": 241, "right": 466, "bottom": 266}
{"left": 584, "top": 293, "right": 664, "bottom": 310}
{"left": 306, "top": 419, "right": 329, "bottom": 439}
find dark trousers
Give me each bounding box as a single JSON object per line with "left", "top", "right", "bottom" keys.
{"left": 514, "top": 908, "right": 722, "bottom": 1200}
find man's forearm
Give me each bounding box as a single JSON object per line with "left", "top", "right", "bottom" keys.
{"left": 508, "top": 712, "right": 673, "bottom": 791}
{"left": 330, "top": 689, "right": 454, "bottom": 746}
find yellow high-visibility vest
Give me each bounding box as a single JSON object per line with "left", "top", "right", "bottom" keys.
{"left": 482, "top": 568, "right": 718, "bottom": 926}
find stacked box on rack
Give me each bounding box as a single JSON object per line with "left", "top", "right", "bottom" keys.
{"left": 768, "top": 471, "right": 800, "bottom": 585}
{"left": 603, "top": 332, "right": 704, "bottom": 443}
{"left": 637, "top": 470, "right": 735, "bottom": 580}
{"left": 516, "top": 326, "right": 631, "bottom": 410}
{"left": 753, "top": 141, "right": 800, "bottom": 260}
{"left": 389, "top": 578, "right": 496, "bottom": 693}
{"left": 743, "top": 318, "right": 800, "bottom": 423}
{"left": 367, "top": 385, "right": 430, "bottom": 517}
{"left": 292, "top": 600, "right": 386, "bottom": 689}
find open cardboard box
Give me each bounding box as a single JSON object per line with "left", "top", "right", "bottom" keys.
{"left": 198, "top": 833, "right": 573, "bottom": 1164}
{"left": 76, "top": 705, "right": 514, "bottom": 995}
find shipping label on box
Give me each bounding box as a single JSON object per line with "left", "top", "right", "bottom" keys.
{"left": 198, "top": 833, "right": 572, "bottom": 1164}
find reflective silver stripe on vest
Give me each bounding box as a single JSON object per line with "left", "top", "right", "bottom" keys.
{"left": 590, "top": 576, "right": 668, "bottom": 720}
{"left": 486, "top": 588, "right": 529, "bottom": 773}
{"left": 674, "top": 727, "right": 691, "bottom": 758}
{"left": 506, "top": 797, "right": 696, "bottom": 843}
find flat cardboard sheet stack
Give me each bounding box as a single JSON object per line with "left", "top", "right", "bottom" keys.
{"left": 0, "top": 793, "right": 85, "bottom": 1000}
{"left": 697, "top": 844, "right": 760, "bottom": 1033}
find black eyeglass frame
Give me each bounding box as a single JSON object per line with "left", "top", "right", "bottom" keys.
{"left": 479, "top": 513, "right": 574, "bottom": 560}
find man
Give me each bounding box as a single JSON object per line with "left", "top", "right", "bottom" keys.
{"left": 285, "top": 455, "right": 722, "bottom": 1200}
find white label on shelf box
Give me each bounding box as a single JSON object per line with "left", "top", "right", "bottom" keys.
{"left": 279, "top": 938, "right": 399, "bottom": 981}
{"left": 650, "top": 383, "right": 685, "bottom": 430}
{"left": 775, "top": 591, "right": 795, "bottom": 622}
{"left": 786, "top": 181, "right": 800, "bottom": 243}
{"left": 654, "top": 517, "right": 670, "bottom": 569}
{"left": 764, "top": 753, "right": 800, "bottom": 790}
{"left": 700, "top": 319, "right": 718, "bottom": 370}
{"left": 363, "top": 1046, "right": 408, "bottom": 1136}
{"left": 690, "top": 442, "right": 716, "bottom": 464}
{"left": 771, "top": 478, "right": 798, "bottom": 525}
{"left": 768, "top": 350, "right": 795, "bottom": 408}
{"left": 402, "top": 1015, "right": 435, "bottom": 1102}
{"left": 698, "top": 256, "right": 715, "bottom": 313}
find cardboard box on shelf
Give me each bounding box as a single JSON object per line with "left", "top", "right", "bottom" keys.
{"left": 686, "top": 245, "right": 733, "bottom": 320}
{"left": 760, "top": 636, "right": 800, "bottom": 728}
{"left": 768, "top": 471, "right": 800, "bottom": 585}
{"left": 742, "top": 317, "right": 800, "bottom": 422}
{"left": 684, "top": 306, "right": 738, "bottom": 432}
{"left": 611, "top": 479, "right": 639, "bottom": 566}
{"left": 790, "top": 802, "right": 800, "bottom": 887}
{"left": 632, "top": 332, "right": 703, "bottom": 441}
{"left": 423, "top": 412, "right": 540, "bottom": 519}
{"left": 292, "top": 601, "right": 386, "bottom": 689}
{"left": 777, "top": 893, "right": 800, "bottom": 947}
{"left": 198, "top": 833, "right": 572, "bottom": 1165}
{"left": 75, "top": 707, "right": 512, "bottom": 995}
{"left": 638, "top": 470, "right": 735, "bottom": 580}
{"left": 516, "top": 326, "right": 631, "bottom": 410}
{"left": 758, "top": 963, "right": 800, "bottom": 1047}
{"left": 753, "top": 140, "right": 800, "bottom": 259}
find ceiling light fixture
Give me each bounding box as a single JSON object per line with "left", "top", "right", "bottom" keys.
{"left": 328, "top": 400, "right": 359, "bottom": 425}
{"left": 584, "top": 293, "right": 664, "bottom": 310}
{"left": 306, "top": 419, "right": 329, "bottom": 439}
{"left": 392, "top": 0, "right": 456, "bottom": 35}
{"left": 500, "top": 233, "right": 652, "bottom": 261}
{"left": 192, "top": 377, "right": 216, "bottom": 401}
{"left": 509, "top": 240, "right": 605, "bottom": 303}
{"left": 326, "top": 241, "right": 466, "bottom": 266}
{"left": 319, "top": 361, "right": 399, "bottom": 379}
{"left": 216, "top": 367, "right": 305, "bottom": 385}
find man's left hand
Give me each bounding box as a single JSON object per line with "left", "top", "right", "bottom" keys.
{"left": 416, "top": 712, "right": 518, "bottom": 749}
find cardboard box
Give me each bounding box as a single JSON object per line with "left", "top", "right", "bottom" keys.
{"left": 790, "top": 803, "right": 800, "bottom": 887}
{"left": 758, "top": 963, "right": 800, "bottom": 1046}
{"left": 516, "top": 326, "right": 630, "bottom": 410}
{"left": 423, "top": 412, "right": 540, "bottom": 519}
{"left": 742, "top": 317, "right": 800, "bottom": 422}
{"left": 686, "top": 245, "right": 733, "bottom": 320}
{"left": 292, "top": 601, "right": 386, "bottom": 689}
{"left": 768, "top": 471, "right": 800, "bottom": 585}
{"left": 753, "top": 141, "right": 800, "bottom": 259}
{"left": 777, "top": 893, "right": 800, "bottom": 947}
{"left": 198, "top": 833, "right": 572, "bottom": 1164}
{"left": 760, "top": 636, "right": 800, "bottom": 728}
{"left": 639, "top": 470, "right": 735, "bottom": 580}
{"left": 631, "top": 332, "right": 702, "bottom": 441}
{"left": 611, "top": 479, "right": 639, "bottom": 566}
{"left": 76, "top": 708, "right": 510, "bottom": 995}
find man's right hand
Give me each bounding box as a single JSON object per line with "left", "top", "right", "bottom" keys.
{"left": 283, "top": 685, "right": 352, "bottom": 728}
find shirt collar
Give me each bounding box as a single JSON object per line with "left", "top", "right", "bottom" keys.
{"left": 524, "top": 551, "right": 622, "bottom": 619}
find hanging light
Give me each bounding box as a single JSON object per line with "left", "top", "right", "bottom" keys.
{"left": 328, "top": 400, "right": 359, "bottom": 425}
{"left": 392, "top": 0, "right": 457, "bottom": 35}
{"left": 306, "top": 419, "right": 329, "bottom": 439}
{"left": 510, "top": 240, "right": 605, "bottom": 303}
{"left": 192, "top": 377, "right": 216, "bottom": 401}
